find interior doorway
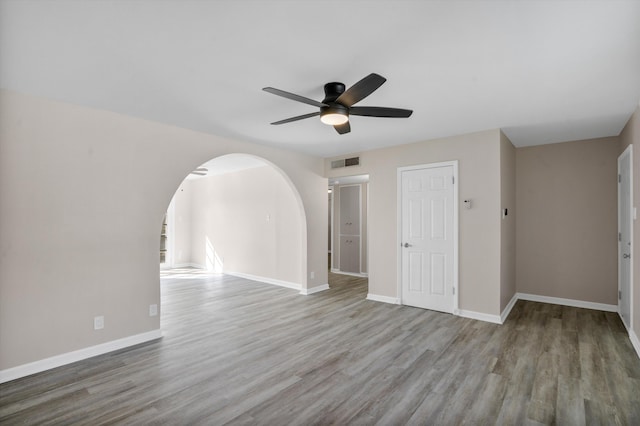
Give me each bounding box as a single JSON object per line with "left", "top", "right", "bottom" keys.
{"left": 160, "top": 154, "right": 307, "bottom": 290}
{"left": 397, "top": 162, "right": 458, "bottom": 314}
{"left": 328, "top": 174, "right": 369, "bottom": 277}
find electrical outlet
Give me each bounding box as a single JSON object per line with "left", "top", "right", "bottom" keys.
{"left": 149, "top": 304, "right": 158, "bottom": 317}
{"left": 94, "top": 316, "right": 104, "bottom": 330}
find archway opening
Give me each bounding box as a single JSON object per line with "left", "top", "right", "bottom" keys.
{"left": 159, "top": 153, "right": 307, "bottom": 293}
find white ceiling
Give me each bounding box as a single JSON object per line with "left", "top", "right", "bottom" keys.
{"left": 1, "top": 0, "right": 639, "bottom": 158}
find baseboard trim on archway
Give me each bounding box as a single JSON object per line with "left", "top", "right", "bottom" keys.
{"left": 300, "top": 284, "right": 329, "bottom": 295}
{"left": 225, "top": 271, "right": 301, "bottom": 291}
{"left": 0, "top": 329, "right": 162, "bottom": 384}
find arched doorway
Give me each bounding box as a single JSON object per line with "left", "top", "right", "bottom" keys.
{"left": 160, "top": 154, "right": 307, "bottom": 292}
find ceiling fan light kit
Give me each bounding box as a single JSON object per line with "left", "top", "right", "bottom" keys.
{"left": 263, "top": 73, "right": 412, "bottom": 135}
{"left": 320, "top": 105, "right": 349, "bottom": 125}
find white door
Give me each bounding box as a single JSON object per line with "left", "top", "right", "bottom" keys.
{"left": 400, "top": 164, "right": 455, "bottom": 313}
{"left": 618, "top": 146, "right": 633, "bottom": 329}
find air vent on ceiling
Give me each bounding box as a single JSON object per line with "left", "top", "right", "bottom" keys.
{"left": 331, "top": 156, "right": 360, "bottom": 169}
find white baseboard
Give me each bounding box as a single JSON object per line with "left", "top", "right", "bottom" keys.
{"left": 630, "top": 329, "right": 640, "bottom": 360}
{"left": 0, "top": 329, "right": 162, "bottom": 384}
{"left": 517, "top": 293, "right": 618, "bottom": 312}
{"left": 457, "top": 309, "right": 502, "bottom": 324}
{"left": 169, "top": 263, "right": 206, "bottom": 269}
{"left": 225, "top": 271, "right": 301, "bottom": 291}
{"left": 300, "top": 284, "right": 330, "bottom": 295}
{"left": 500, "top": 293, "right": 519, "bottom": 324}
{"left": 366, "top": 293, "right": 400, "bottom": 305}
{"left": 331, "top": 269, "right": 368, "bottom": 278}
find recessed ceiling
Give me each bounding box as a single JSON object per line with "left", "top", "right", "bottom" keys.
{"left": 1, "top": 0, "right": 639, "bottom": 158}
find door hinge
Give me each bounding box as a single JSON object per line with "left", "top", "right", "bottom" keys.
{"left": 452, "top": 176, "right": 455, "bottom": 184}
{"left": 619, "top": 232, "right": 622, "bottom": 241}
{"left": 619, "top": 174, "right": 622, "bottom": 183}
{"left": 619, "top": 290, "right": 622, "bottom": 300}
{"left": 452, "top": 287, "right": 455, "bottom": 295}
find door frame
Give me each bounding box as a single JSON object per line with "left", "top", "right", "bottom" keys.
{"left": 618, "top": 144, "right": 634, "bottom": 330}
{"left": 396, "top": 160, "right": 459, "bottom": 313}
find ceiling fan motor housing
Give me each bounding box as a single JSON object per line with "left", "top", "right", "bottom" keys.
{"left": 323, "top": 82, "right": 346, "bottom": 103}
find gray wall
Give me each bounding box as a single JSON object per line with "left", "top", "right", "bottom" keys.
{"left": 515, "top": 137, "right": 619, "bottom": 304}
{"left": 500, "top": 131, "right": 517, "bottom": 311}
{"left": 326, "top": 129, "right": 503, "bottom": 316}
{"left": 175, "top": 165, "right": 303, "bottom": 284}
{"left": 0, "top": 91, "right": 327, "bottom": 371}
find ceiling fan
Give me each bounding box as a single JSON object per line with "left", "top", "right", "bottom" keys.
{"left": 263, "top": 73, "right": 412, "bottom": 135}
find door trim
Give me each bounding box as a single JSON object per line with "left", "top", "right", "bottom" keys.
{"left": 397, "top": 161, "right": 459, "bottom": 314}
{"left": 618, "top": 144, "right": 634, "bottom": 330}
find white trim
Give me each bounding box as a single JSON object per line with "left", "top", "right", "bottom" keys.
{"left": 396, "top": 161, "right": 459, "bottom": 313}
{"left": 225, "top": 271, "right": 301, "bottom": 291}
{"left": 630, "top": 329, "right": 640, "bottom": 360}
{"left": 300, "top": 284, "right": 330, "bottom": 295}
{"left": 500, "top": 292, "right": 519, "bottom": 323}
{"left": 457, "top": 309, "right": 502, "bottom": 324}
{"left": 329, "top": 184, "right": 335, "bottom": 267}
{"left": 331, "top": 270, "right": 368, "bottom": 278}
{"left": 517, "top": 292, "right": 618, "bottom": 312}
{"left": 168, "top": 262, "right": 206, "bottom": 269}
{"left": 366, "top": 293, "right": 400, "bottom": 304}
{"left": 365, "top": 181, "right": 370, "bottom": 275}
{"left": 618, "top": 144, "right": 634, "bottom": 330}
{"left": 0, "top": 330, "right": 162, "bottom": 384}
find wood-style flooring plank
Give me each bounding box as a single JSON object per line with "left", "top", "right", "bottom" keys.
{"left": 1, "top": 269, "right": 639, "bottom": 425}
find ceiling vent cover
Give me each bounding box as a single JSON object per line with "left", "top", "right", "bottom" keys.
{"left": 331, "top": 156, "right": 360, "bottom": 169}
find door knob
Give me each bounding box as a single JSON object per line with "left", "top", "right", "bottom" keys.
{"left": 403, "top": 242, "right": 411, "bottom": 248}
{"left": 623, "top": 253, "right": 631, "bottom": 259}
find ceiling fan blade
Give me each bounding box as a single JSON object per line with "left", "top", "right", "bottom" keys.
{"left": 336, "top": 73, "right": 386, "bottom": 107}
{"left": 349, "top": 106, "right": 413, "bottom": 118}
{"left": 334, "top": 121, "right": 351, "bottom": 135}
{"left": 263, "top": 87, "right": 328, "bottom": 108}
{"left": 270, "top": 111, "right": 320, "bottom": 125}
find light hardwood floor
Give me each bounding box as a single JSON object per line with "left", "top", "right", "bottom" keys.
{"left": 1, "top": 270, "right": 639, "bottom": 425}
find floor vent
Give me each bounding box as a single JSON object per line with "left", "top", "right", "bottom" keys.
{"left": 331, "top": 157, "right": 360, "bottom": 169}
